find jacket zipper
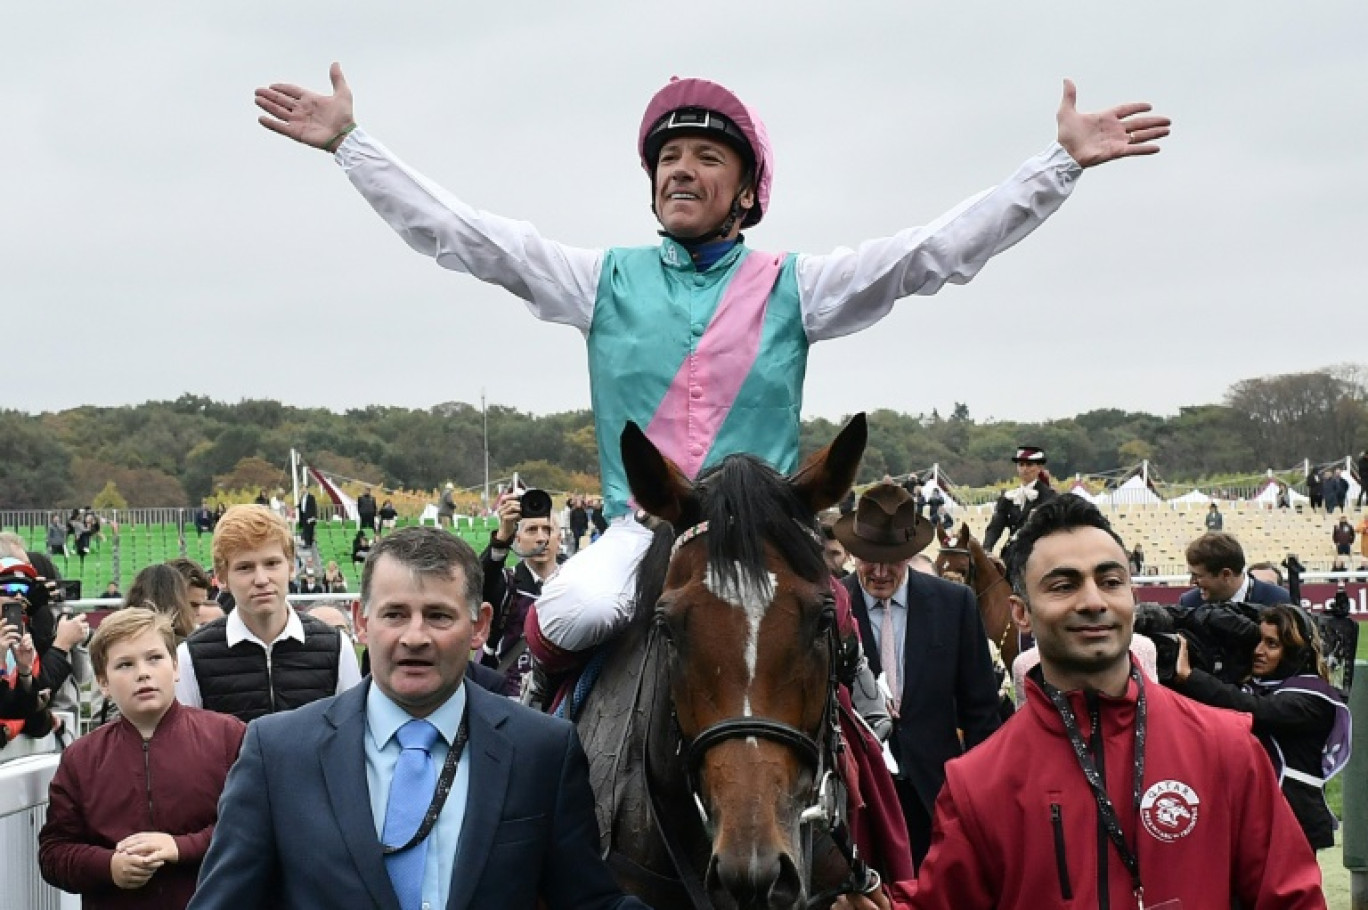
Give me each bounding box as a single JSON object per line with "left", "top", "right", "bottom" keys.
{"left": 1051, "top": 803, "right": 1073, "bottom": 900}
{"left": 142, "top": 738, "right": 154, "bottom": 827}
{"left": 266, "top": 647, "right": 276, "bottom": 712}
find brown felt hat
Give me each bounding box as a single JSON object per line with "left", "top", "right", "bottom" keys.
{"left": 833, "top": 482, "right": 935, "bottom": 563}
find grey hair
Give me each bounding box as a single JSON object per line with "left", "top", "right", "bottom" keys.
{"left": 359, "top": 526, "right": 482, "bottom": 616}
{"left": 0, "top": 532, "right": 28, "bottom": 560}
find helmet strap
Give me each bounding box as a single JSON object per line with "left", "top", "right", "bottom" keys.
{"left": 654, "top": 185, "right": 753, "bottom": 247}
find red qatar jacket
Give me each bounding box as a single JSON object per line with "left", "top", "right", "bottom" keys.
{"left": 908, "top": 662, "right": 1325, "bottom": 909}
{"left": 39, "top": 700, "right": 246, "bottom": 910}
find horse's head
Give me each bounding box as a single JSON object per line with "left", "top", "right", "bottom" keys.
{"left": 621, "top": 414, "right": 866, "bottom": 910}
{"left": 933, "top": 522, "right": 973, "bottom": 578}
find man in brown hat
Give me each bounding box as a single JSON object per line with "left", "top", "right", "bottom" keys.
{"left": 836, "top": 482, "right": 1002, "bottom": 870}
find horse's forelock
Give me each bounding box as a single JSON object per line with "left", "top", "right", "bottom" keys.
{"left": 697, "top": 455, "right": 826, "bottom": 598}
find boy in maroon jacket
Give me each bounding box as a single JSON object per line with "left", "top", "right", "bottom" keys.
{"left": 38, "top": 609, "right": 245, "bottom": 909}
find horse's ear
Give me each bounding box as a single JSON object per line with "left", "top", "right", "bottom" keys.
{"left": 620, "top": 422, "right": 697, "bottom": 525}
{"left": 957, "top": 523, "right": 970, "bottom": 547}
{"left": 790, "top": 413, "right": 867, "bottom": 513}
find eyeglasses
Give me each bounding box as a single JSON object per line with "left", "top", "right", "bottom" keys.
{"left": 1, "top": 582, "right": 31, "bottom": 597}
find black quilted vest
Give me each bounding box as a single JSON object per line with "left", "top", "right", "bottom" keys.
{"left": 186, "top": 612, "right": 341, "bottom": 722}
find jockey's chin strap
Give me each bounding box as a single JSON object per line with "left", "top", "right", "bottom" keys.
{"left": 653, "top": 517, "right": 882, "bottom": 907}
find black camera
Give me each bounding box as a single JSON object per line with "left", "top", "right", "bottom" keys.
{"left": 520, "top": 489, "right": 553, "bottom": 520}
{"left": 2, "top": 600, "right": 25, "bottom": 632}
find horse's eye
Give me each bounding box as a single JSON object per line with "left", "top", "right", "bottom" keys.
{"left": 815, "top": 606, "right": 835, "bottom": 634}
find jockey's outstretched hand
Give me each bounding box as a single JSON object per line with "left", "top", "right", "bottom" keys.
{"left": 255, "top": 62, "right": 356, "bottom": 152}
{"left": 1056, "top": 79, "right": 1170, "bottom": 168}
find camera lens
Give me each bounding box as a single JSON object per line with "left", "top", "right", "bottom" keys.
{"left": 520, "top": 489, "right": 552, "bottom": 520}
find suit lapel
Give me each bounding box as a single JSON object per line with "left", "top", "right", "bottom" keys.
{"left": 445, "top": 686, "right": 513, "bottom": 910}
{"left": 320, "top": 682, "right": 401, "bottom": 910}
{"left": 899, "top": 573, "right": 936, "bottom": 703}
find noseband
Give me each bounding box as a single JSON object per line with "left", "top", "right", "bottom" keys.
{"left": 652, "top": 518, "right": 878, "bottom": 908}
{"left": 670, "top": 519, "right": 833, "bottom": 789}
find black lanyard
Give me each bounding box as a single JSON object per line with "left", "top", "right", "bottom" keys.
{"left": 382, "top": 709, "right": 470, "bottom": 855}
{"left": 1043, "top": 667, "right": 1147, "bottom": 909}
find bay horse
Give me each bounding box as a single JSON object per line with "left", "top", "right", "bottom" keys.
{"left": 571, "top": 415, "right": 873, "bottom": 910}
{"left": 933, "top": 524, "right": 1019, "bottom": 668}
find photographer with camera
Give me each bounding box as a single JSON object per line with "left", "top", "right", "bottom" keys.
{"left": 1169, "top": 604, "right": 1350, "bottom": 852}
{"left": 480, "top": 487, "right": 564, "bottom": 699}
{"left": 0, "top": 557, "right": 56, "bottom": 746}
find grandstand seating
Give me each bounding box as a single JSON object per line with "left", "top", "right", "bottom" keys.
{"left": 937, "top": 500, "right": 1366, "bottom": 577}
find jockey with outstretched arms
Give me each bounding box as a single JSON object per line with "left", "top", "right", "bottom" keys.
{"left": 254, "top": 65, "right": 1170, "bottom": 710}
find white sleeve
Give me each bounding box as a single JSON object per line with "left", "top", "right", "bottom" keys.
{"left": 797, "top": 143, "right": 1082, "bottom": 342}
{"left": 174, "top": 641, "right": 202, "bottom": 707}
{"left": 336, "top": 636, "right": 363, "bottom": 694}
{"left": 335, "top": 129, "right": 604, "bottom": 334}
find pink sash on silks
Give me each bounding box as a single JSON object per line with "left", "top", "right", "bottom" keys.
{"left": 644, "top": 251, "right": 786, "bottom": 480}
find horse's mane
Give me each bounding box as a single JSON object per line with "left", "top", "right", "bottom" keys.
{"left": 696, "top": 454, "right": 826, "bottom": 598}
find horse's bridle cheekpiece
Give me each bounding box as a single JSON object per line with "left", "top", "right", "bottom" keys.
{"left": 649, "top": 516, "right": 880, "bottom": 908}
{"left": 832, "top": 482, "right": 934, "bottom": 564}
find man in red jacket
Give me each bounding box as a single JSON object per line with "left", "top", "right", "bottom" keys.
{"left": 38, "top": 609, "right": 245, "bottom": 909}
{"left": 837, "top": 494, "right": 1326, "bottom": 909}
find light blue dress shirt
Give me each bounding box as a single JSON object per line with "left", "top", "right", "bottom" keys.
{"left": 862, "top": 577, "right": 910, "bottom": 674}
{"left": 365, "top": 682, "right": 470, "bottom": 910}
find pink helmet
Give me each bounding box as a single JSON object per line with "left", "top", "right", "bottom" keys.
{"left": 638, "top": 77, "right": 773, "bottom": 228}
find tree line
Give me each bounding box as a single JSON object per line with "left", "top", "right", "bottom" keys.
{"left": 1, "top": 364, "right": 1363, "bottom": 510}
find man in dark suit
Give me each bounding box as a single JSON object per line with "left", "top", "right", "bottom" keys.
{"left": 984, "top": 445, "right": 1058, "bottom": 557}
{"left": 1179, "top": 531, "right": 1292, "bottom": 608}
{"left": 358, "top": 487, "right": 379, "bottom": 533}
{"left": 298, "top": 483, "right": 319, "bottom": 549}
{"left": 835, "top": 483, "right": 1002, "bottom": 870}
{"left": 190, "top": 527, "right": 644, "bottom": 910}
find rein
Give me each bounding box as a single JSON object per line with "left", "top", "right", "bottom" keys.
{"left": 644, "top": 517, "right": 879, "bottom": 908}
{"left": 939, "top": 546, "right": 1014, "bottom": 654}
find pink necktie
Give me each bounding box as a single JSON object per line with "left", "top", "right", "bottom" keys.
{"left": 880, "top": 600, "right": 899, "bottom": 711}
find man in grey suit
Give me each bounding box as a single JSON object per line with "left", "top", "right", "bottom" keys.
{"left": 835, "top": 483, "right": 1002, "bottom": 871}
{"left": 1179, "top": 531, "right": 1292, "bottom": 609}
{"left": 190, "top": 527, "right": 645, "bottom": 910}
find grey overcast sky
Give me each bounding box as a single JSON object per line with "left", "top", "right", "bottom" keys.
{"left": 4, "top": 3, "right": 1362, "bottom": 423}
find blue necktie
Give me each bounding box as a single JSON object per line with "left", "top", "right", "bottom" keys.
{"left": 383, "top": 719, "right": 439, "bottom": 910}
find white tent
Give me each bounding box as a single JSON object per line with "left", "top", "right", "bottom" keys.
{"left": 1251, "top": 479, "right": 1309, "bottom": 506}
{"left": 1096, "top": 475, "right": 1163, "bottom": 506}
{"left": 1067, "top": 482, "right": 1098, "bottom": 503}
{"left": 1168, "top": 488, "right": 1212, "bottom": 505}
{"left": 920, "top": 478, "right": 959, "bottom": 513}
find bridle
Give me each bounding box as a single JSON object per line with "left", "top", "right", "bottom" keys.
{"left": 643, "top": 518, "right": 879, "bottom": 909}
{"left": 938, "top": 545, "right": 1013, "bottom": 654}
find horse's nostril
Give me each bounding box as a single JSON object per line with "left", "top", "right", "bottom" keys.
{"left": 706, "top": 849, "right": 805, "bottom": 910}
{"left": 769, "top": 851, "right": 804, "bottom": 909}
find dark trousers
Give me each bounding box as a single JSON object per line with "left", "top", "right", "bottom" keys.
{"left": 892, "top": 776, "right": 934, "bottom": 871}
{"left": 302, "top": 521, "right": 316, "bottom": 547}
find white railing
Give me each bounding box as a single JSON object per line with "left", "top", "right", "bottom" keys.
{"left": 0, "top": 715, "right": 79, "bottom": 909}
